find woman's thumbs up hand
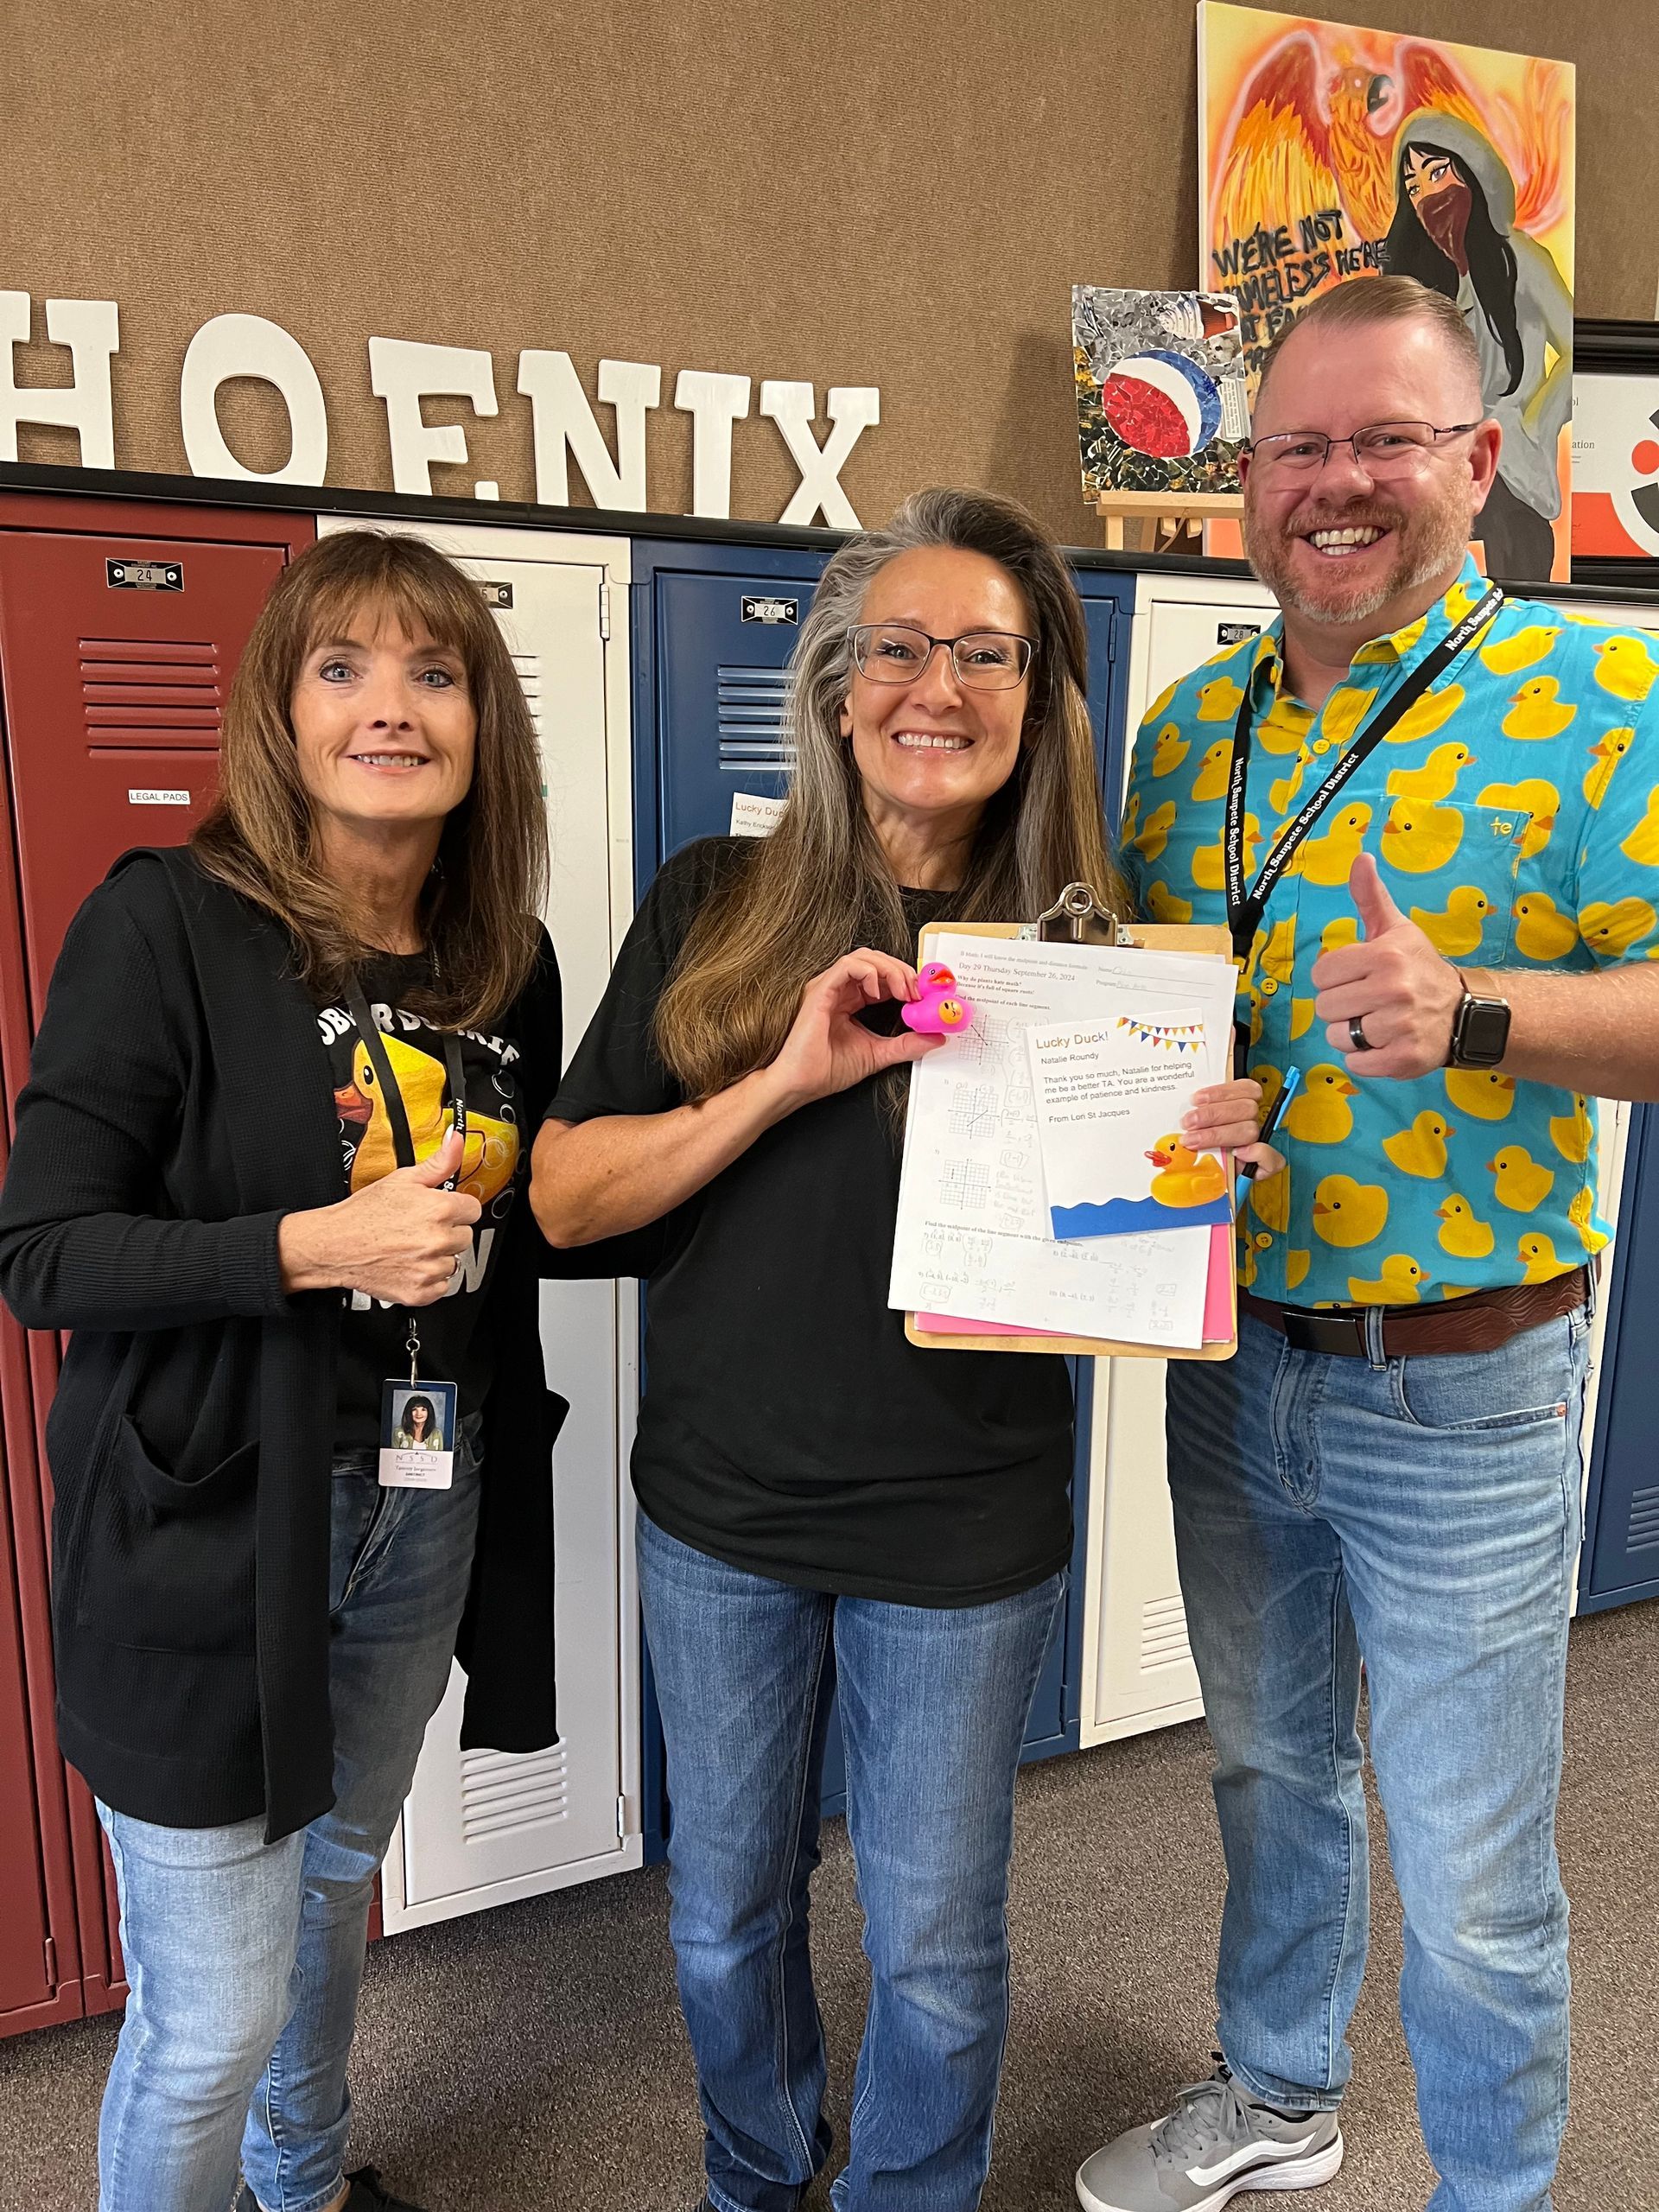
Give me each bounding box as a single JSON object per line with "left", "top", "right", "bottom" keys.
{"left": 278, "top": 1128, "right": 484, "bottom": 1303}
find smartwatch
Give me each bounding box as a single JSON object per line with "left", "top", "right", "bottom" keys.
{"left": 1446, "top": 975, "right": 1511, "bottom": 1069}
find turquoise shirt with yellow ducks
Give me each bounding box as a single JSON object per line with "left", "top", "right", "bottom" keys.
{"left": 1119, "top": 557, "right": 1659, "bottom": 1308}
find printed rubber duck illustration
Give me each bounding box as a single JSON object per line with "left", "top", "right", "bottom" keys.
{"left": 1285, "top": 1248, "right": 1311, "bottom": 1292}
{"left": 1252, "top": 914, "right": 1297, "bottom": 986}
{"left": 1382, "top": 683, "right": 1465, "bottom": 747}
{"left": 1445, "top": 1067, "right": 1516, "bottom": 1121}
{"left": 334, "top": 1033, "right": 518, "bottom": 1206}
{"left": 1281, "top": 1065, "right": 1357, "bottom": 1146}
{"left": 1195, "top": 675, "right": 1245, "bottom": 722}
{"left": 1568, "top": 1185, "right": 1611, "bottom": 1255}
{"left": 1132, "top": 799, "right": 1179, "bottom": 862}
{"left": 1193, "top": 814, "right": 1261, "bottom": 890}
{"left": 1443, "top": 579, "right": 1490, "bottom": 624}
{"left": 900, "top": 963, "right": 974, "bottom": 1036}
{"left": 1584, "top": 728, "right": 1634, "bottom": 810}
{"left": 1579, "top": 897, "right": 1657, "bottom": 958}
{"left": 1382, "top": 1109, "right": 1455, "bottom": 1180}
{"left": 1487, "top": 1146, "right": 1554, "bottom": 1213}
{"left": 1548, "top": 1096, "right": 1593, "bottom": 1166}
{"left": 1408, "top": 887, "right": 1492, "bottom": 957}
{"left": 1144, "top": 1136, "right": 1228, "bottom": 1210}
{"left": 1288, "top": 997, "right": 1316, "bottom": 1039}
{"left": 1592, "top": 632, "right": 1659, "bottom": 704}
{"left": 1320, "top": 915, "right": 1359, "bottom": 953}
{"left": 1517, "top": 1231, "right": 1567, "bottom": 1284}
{"left": 1256, "top": 696, "right": 1315, "bottom": 755}
{"left": 1190, "top": 738, "right": 1232, "bottom": 802}
{"left": 1311, "top": 1173, "right": 1389, "bottom": 1248}
{"left": 1237, "top": 1230, "right": 1274, "bottom": 1290}
{"left": 1386, "top": 742, "right": 1473, "bottom": 804}
{"left": 1476, "top": 778, "right": 1558, "bottom": 860}
{"left": 1380, "top": 797, "right": 1463, "bottom": 874}
{"left": 1319, "top": 687, "right": 1376, "bottom": 747}
{"left": 1294, "top": 800, "right": 1372, "bottom": 886}
{"left": 1348, "top": 1254, "right": 1431, "bottom": 1305}
{"left": 1512, "top": 893, "right": 1579, "bottom": 963}
{"left": 1501, "top": 676, "right": 1576, "bottom": 742}
{"left": 1478, "top": 625, "right": 1562, "bottom": 676}
{"left": 1435, "top": 1194, "right": 1495, "bottom": 1259}
{"left": 1150, "top": 724, "right": 1190, "bottom": 778}
{"left": 1144, "top": 878, "right": 1194, "bottom": 924}
{"left": 1619, "top": 786, "right": 1659, "bottom": 866}
{"left": 1269, "top": 753, "right": 1309, "bottom": 817}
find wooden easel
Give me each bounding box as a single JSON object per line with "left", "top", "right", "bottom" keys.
{"left": 1096, "top": 491, "right": 1243, "bottom": 554}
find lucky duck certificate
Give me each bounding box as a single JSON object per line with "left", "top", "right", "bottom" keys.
{"left": 1026, "top": 1007, "right": 1233, "bottom": 1237}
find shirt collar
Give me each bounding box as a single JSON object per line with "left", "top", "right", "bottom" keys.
{"left": 1249, "top": 554, "right": 1491, "bottom": 708}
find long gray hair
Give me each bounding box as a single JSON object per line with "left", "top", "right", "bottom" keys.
{"left": 655, "top": 486, "right": 1123, "bottom": 1100}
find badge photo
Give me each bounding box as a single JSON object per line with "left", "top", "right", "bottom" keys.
{"left": 378, "top": 1377, "right": 459, "bottom": 1490}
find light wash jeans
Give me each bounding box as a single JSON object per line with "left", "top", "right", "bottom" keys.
{"left": 637, "top": 1509, "right": 1064, "bottom": 2212}
{"left": 96, "top": 1427, "right": 482, "bottom": 2212}
{"left": 1167, "top": 1306, "right": 1591, "bottom": 2212}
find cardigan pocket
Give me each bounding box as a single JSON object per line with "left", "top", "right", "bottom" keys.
{"left": 74, "top": 1417, "right": 258, "bottom": 1655}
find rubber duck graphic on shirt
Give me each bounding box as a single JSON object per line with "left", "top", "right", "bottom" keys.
{"left": 335, "top": 1032, "right": 518, "bottom": 1207}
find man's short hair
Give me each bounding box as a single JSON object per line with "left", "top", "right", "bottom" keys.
{"left": 1254, "top": 276, "right": 1484, "bottom": 411}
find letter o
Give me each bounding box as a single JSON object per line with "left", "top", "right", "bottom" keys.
{"left": 180, "top": 314, "right": 327, "bottom": 483}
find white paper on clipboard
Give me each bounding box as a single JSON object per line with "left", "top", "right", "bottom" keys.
{"left": 887, "top": 931, "right": 1238, "bottom": 1350}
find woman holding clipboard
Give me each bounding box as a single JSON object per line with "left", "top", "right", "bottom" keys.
{"left": 533, "top": 489, "right": 1276, "bottom": 2212}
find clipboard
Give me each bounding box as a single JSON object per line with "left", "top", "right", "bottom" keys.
{"left": 904, "top": 882, "right": 1240, "bottom": 1363}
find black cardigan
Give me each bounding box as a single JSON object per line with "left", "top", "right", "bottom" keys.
{"left": 0, "top": 848, "right": 570, "bottom": 1841}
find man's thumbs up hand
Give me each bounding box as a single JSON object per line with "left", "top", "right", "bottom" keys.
{"left": 1308, "top": 853, "right": 1466, "bottom": 1078}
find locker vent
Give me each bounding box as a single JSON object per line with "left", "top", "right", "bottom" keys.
{"left": 512, "top": 652, "right": 543, "bottom": 734}
{"left": 718, "top": 664, "right": 795, "bottom": 772}
{"left": 80, "top": 638, "right": 221, "bottom": 749}
{"left": 1627, "top": 1483, "right": 1659, "bottom": 1554}
{"left": 458, "top": 1740, "right": 569, "bottom": 1841}
{"left": 1140, "top": 1592, "right": 1193, "bottom": 1673}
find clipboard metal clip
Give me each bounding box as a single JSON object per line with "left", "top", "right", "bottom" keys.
{"left": 1033, "top": 880, "right": 1126, "bottom": 946}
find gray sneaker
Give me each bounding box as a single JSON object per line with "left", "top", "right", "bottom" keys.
{"left": 1076, "top": 2062, "right": 1343, "bottom": 2211}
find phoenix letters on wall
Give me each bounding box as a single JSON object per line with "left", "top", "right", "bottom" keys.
{"left": 1197, "top": 3, "right": 1575, "bottom": 582}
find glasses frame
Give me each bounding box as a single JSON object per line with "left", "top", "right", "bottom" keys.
{"left": 848, "top": 622, "right": 1036, "bottom": 691}
{"left": 1244, "top": 419, "right": 1484, "bottom": 476}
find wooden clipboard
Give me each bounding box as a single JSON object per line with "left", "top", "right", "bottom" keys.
{"left": 903, "top": 893, "right": 1239, "bottom": 1363}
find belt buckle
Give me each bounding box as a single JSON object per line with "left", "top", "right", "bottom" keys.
{"left": 1279, "top": 1306, "right": 1366, "bottom": 1357}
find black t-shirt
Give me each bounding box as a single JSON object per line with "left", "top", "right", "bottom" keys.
{"left": 316, "top": 954, "right": 526, "bottom": 1445}
{"left": 548, "top": 838, "right": 1075, "bottom": 1606}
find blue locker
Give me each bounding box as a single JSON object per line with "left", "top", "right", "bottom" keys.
{"left": 1580, "top": 1103, "right": 1659, "bottom": 1612}
{"left": 630, "top": 538, "right": 1134, "bottom": 1840}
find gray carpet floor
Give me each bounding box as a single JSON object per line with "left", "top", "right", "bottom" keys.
{"left": 3, "top": 1600, "right": 1654, "bottom": 2212}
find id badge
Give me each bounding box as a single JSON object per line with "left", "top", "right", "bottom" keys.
{"left": 378, "top": 1376, "right": 459, "bottom": 1490}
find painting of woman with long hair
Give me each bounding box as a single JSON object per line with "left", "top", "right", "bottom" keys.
{"left": 1382, "top": 110, "right": 1573, "bottom": 579}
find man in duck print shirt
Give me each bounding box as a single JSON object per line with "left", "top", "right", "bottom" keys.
{"left": 1077, "top": 276, "right": 1659, "bottom": 2212}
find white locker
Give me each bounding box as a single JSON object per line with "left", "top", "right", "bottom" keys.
{"left": 1079, "top": 569, "right": 1638, "bottom": 1744}
{"left": 318, "top": 515, "right": 641, "bottom": 1928}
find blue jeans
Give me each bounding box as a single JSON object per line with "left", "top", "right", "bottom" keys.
{"left": 1167, "top": 1307, "right": 1590, "bottom": 2212}
{"left": 96, "top": 1430, "right": 482, "bottom": 2212}
{"left": 637, "top": 1510, "right": 1064, "bottom": 2212}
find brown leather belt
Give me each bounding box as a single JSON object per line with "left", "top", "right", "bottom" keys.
{"left": 1242, "top": 1267, "right": 1589, "bottom": 1358}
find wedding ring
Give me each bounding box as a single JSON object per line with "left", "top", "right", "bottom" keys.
{"left": 1348, "top": 1014, "right": 1374, "bottom": 1052}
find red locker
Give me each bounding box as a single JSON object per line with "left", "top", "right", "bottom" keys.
{"left": 0, "top": 491, "right": 315, "bottom": 2034}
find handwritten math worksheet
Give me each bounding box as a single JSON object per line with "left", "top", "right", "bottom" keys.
{"left": 888, "top": 932, "right": 1237, "bottom": 1350}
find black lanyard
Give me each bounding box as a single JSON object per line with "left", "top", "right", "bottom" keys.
{"left": 1224, "top": 584, "right": 1503, "bottom": 958}
{"left": 343, "top": 980, "right": 468, "bottom": 1188}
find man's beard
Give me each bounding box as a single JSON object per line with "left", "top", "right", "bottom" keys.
{"left": 1243, "top": 485, "right": 1473, "bottom": 628}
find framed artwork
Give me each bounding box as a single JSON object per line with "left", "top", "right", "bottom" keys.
{"left": 1572, "top": 319, "right": 1659, "bottom": 565}
{"left": 1198, "top": 3, "right": 1575, "bottom": 581}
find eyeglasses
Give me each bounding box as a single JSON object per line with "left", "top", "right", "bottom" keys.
{"left": 1246, "top": 420, "right": 1483, "bottom": 479}
{"left": 849, "top": 624, "right": 1034, "bottom": 691}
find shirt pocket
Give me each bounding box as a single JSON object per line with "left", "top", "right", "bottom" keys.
{"left": 1399, "top": 803, "right": 1529, "bottom": 968}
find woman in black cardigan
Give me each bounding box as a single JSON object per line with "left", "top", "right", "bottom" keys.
{"left": 0, "top": 531, "right": 567, "bottom": 2212}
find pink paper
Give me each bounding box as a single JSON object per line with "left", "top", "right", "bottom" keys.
{"left": 917, "top": 1222, "right": 1236, "bottom": 1346}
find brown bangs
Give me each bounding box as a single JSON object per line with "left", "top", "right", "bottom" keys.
{"left": 193, "top": 531, "right": 549, "bottom": 1031}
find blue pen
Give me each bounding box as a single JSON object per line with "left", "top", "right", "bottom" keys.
{"left": 1236, "top": 1065, "right": 1302, "bottom": 1211}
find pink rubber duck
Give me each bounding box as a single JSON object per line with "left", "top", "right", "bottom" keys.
{"left": 900, "top": 962, "right": 975, "bottom": 1037}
